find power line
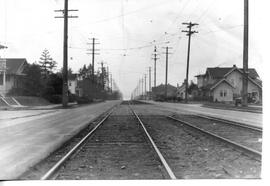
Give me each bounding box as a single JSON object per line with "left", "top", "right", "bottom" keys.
{"left": 199, "top": 25, "right": 243, "bottom": 36}
{"left": 195, "top": 0, "right": 217, "bottom": 22}
{"left": 72, "top": 0, "right": 169, "bottom": 26}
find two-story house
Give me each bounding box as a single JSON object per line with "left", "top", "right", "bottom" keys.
{"left": 195, "top": 65, "right": 262, "bottom": 103}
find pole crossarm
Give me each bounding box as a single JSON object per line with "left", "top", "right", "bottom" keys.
{"left": 55, "top": 16, "right": 78, "bottom": 18}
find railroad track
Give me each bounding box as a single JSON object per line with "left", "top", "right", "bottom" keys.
{"left": 21, "top": 100, "right": 261, "bottom": 179}
{"left": 38, "top": 101, "right": 176, "bottom": 180}
{"left": 167, "top": 114, "right": 262, "bottom": 160}
{"left": 131, "top": 101, "right": 262, "bottom": 160}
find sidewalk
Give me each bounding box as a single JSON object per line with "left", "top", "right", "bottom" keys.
{"left": 144, "top": 101, "right": 262, "bottom": 128}
{"left": 0, "top": 100, "right": 121, "bottom": 179}
{"left": 202, "top": 102, "right": 262, "bottom": 113}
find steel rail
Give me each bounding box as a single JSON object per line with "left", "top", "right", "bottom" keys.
{"left": 195, "top": 114, "right": 262, "bottom": 132}
{"left": 40, "top": 108, "right": 115, "bottom": 180}
{"left": 129, "top": 105, "right": 177, "bottom": 179}
{"left": 167, "top": 115, "right": 261, "bottom": 160}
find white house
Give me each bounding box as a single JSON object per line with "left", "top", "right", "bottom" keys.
{"left": 176, "top": 82, "right": 186, "bottom": 100}
{"left": 195, "top": 65, "right": 262, "bottom": 103}
{"left": 68, "top": 74, "right": 78, "bottom": 95}
{"left": 0, "top": 58, "right": 27, "bottom": 96}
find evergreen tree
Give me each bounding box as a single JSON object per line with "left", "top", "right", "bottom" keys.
{"left": 39, "top": 49, "right": 57, "bottom": 76}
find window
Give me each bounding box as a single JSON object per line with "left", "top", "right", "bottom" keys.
{"left": 224, "top": 90, "right": 227, "bottom": 97}
{"left": 219, "top": 90, "right": 228, "bottom": 97}
{"left": 220, "top": 90, "right": 223, "bottom": 97}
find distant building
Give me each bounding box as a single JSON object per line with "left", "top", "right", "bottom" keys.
{"left": 195, "top": 65, "right": 262, "bottom": 103}
{"left": 176, "top": 82, "right": 186, "bottom": 100}
{"left": 68, "top": 73, "right": 78, "bottom": 95}
{"left": 152, "top": 84, "right": 177, "bottom": 101}
{"left": 0, "top": 58, "right": 27, "bottom": 96}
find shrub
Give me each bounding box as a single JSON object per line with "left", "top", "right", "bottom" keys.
{"left": 75, "top": 96, "right": 93, "bottom": 104}
{"left": 45, "top": 94, "right": 62, "bottom": 104}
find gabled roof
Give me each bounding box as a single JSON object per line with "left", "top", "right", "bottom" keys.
{"left": 207, "top": 67, "right": 232, "bottom": 79}
{"left": 223, "top": 67, "right": 262, "bottom": 88}
{"left": 206, "top": 66, "right": 260, "bottom": 80}
{"left": 210, "top": 79, "right": 235, "bottom": 90}
{"left": 2, "top": 58, "right": 27, "bottom": 74}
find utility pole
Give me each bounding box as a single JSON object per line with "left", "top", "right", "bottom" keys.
{"left": 163, "top": 46, "right": 172, "bottom": 101}
{"left": 141, "top": 78, "right": 144, "bottom": 98}
{"left": 110, "top": 73, "right": 113, "bottom": 93}
{"left": 138, "top": 80, "right": 140, "bottom": 99}
{"left": 152, "top": 46, "right": 159, "bottom": 88}
{"left": 144, "top": 74, "right": 147, "bottom": 99}
{"left": 182, "top": 22, "right": 198, "bottom": 103}
{"left": 100, "top": 61, "right": 104, "bottom": 90}
{"left": 149, "top": 67, "right": 151, "bottom": 99}
{"left": 87, "top": 38, "right": 100, "bottom": 83}
{"left": 55, "top": 0, "right": 78, "bottom": 107}
{"left": 242, "top": 0, "right": 249, "bottom": 107}
{"left": 106, "top": 66, "right": 109, "bottom": 91}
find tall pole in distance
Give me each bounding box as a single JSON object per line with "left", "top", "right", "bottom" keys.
{"left": 138, "top": 80, "right": 140, "bottom": 99}
{"left": 149, "top": 67, "right": 151, "bottom": 99}
{"left": 87, "top": 38, "right": 100, "bottom": 83}
{"left": 100, "top": 62, "right": 104, "bottom": 90}
{"left": 152, "top": 46, "right": 159, "bottom": 88}
{"left": 141, "top": 78, "right": 144, "bottom": 98}
{"left": 165, "top": 47, "right": 168, "bottom": 100}
{"left": 106, "top": 66, "right": 109, "bottom": 90}
{"left": 144, "top": 74, "right": 147, "bottom": 99}
{"left": 182, "top": 22, "right": 198, "bottom": 103}
{"left": 163, "top": 46, "right": 172, "bottom": 101}
{"left": 54, "top": 0, "right": 78, "bottom": 107}
{"left": 92, "top": 38, "right": 95, "bottom": 82}
{"left": 110, "top": 73, "right": 113, "bottom": 93}
{"left": 242, "top": 0, "right": 249, "bottom": 107}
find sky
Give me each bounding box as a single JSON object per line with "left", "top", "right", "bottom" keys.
{"left": 0, "top": 0, "right": 268, "bottom": 99}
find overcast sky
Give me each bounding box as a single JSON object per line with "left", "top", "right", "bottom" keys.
{"left": 0, "top": 0, "right": 268, "bottom": 99}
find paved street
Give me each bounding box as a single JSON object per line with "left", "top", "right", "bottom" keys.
{"left": 144, "top": 101, "right": 262, "bottom": 128}
{"left": 0, "top": 101, "right": 120, "bottom": 179}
